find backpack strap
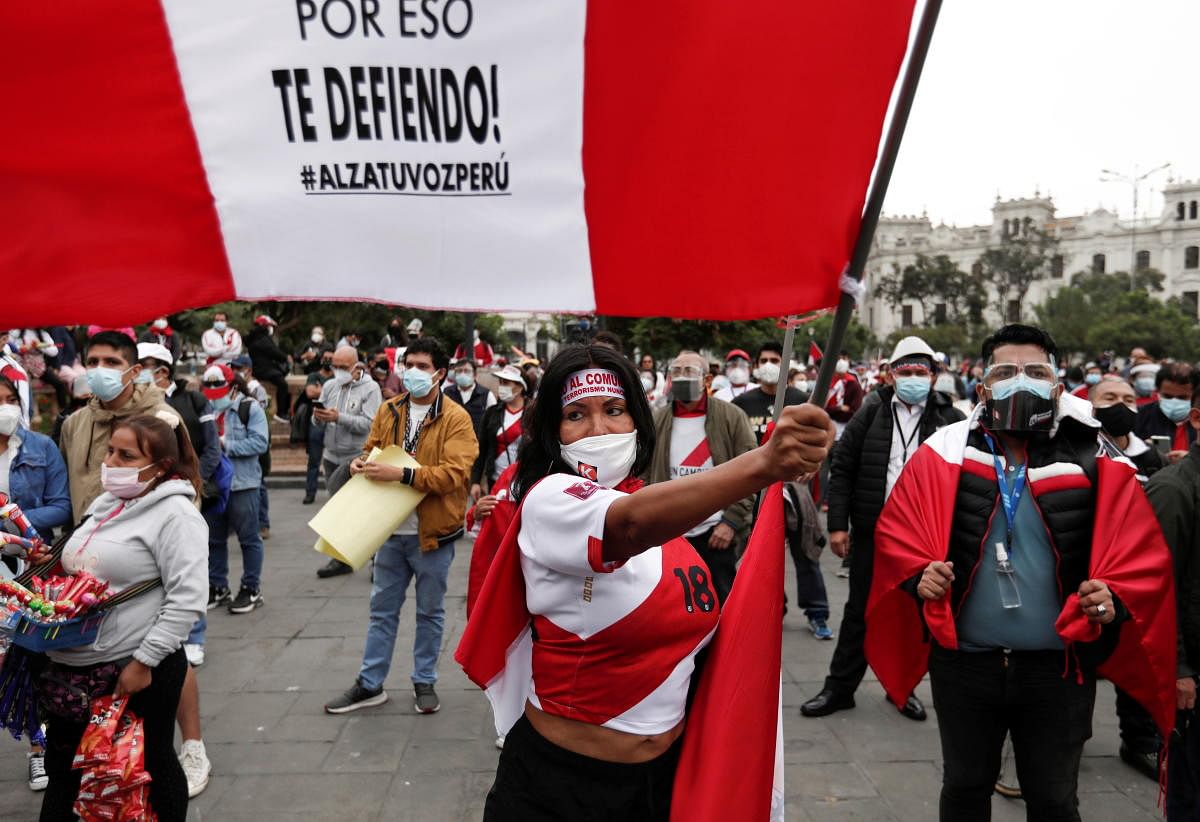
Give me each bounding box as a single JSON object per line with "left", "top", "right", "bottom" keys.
{"left": 237, "top": 396, "right": 254, "bottom": 428}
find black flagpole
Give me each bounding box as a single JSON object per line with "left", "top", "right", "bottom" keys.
{"left": 807, "top": 0, "right": 943, "bottom": 410}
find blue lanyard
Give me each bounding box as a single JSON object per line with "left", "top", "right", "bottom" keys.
{"left": 983, "top": 433, "right": 1026, "bottom": 548}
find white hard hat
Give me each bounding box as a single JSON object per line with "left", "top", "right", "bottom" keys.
{"left": 407, "top": 318, "right": 423, "bottom": 333}
{"left": 136, "top": 342, "right": 173, "bottom": 366}
{"left": 889, "top": 335, "right": 936, "bottom": 365}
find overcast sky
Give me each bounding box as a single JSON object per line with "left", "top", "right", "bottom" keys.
{"left": 881, "top": 0, "right": 1198, "bottom": 227}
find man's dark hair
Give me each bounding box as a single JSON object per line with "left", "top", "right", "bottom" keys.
{"left": 757, "top": 341, "right": 784, "bottom": 360}
{"left": 404, "top": 336, "right": 448, "bottom": 372}
{"left": 452, "top": 358, "right": 475, "bottom": 373}
{"left": 1065, "top": 365, "right": 1084, "bottom": 384}
{"left": 513, "top": 344, "right": 654, "bottom": 502}
{"left": 980, "top": 324, "right": 1058, "bottom": 364}
{"left": 1157, "top": 361, "right": 1195, "bottom": 390}
{"left": 85, "top": 331, "right": 137, "bottom": 367}
{"left": 591, "top": 330, "right": 624, "bottom": 354}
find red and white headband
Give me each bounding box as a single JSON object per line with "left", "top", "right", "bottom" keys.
{"left": 561, "top": 368, "right": 625, "bottom": 407}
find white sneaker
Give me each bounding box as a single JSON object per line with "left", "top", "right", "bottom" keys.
{"left": 28, "top": 751, "right": 48, "bottom": 791}
{"left": 179, "top": 739, "right": 212, "bottom": 798}
{"left": 184, "top": 643, "right": 205, "bottom": 667}
{"left": 495, "top": 735, "right": 505, "bottom": 750}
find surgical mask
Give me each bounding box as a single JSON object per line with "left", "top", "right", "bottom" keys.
{"left": 134, "top": 369, "right": 154, "bottom": 385}
{"left": 559, "top": 431, "right": 638, "bottom": 488}
{"left": 455, "top": 372, "right": 475, "bottom": 390}
{"left": 835, "top": 359, "right": 850, "bottom": 375}
{"left": 754, "top": 362, "right": 781, "bottom": 385}
{"left": 793, "top": 379, "right": 809, "bottom": 393}
{"left": 1093, "top": 403, "right": 1137, "bottom": 438}
{"left": 1134, "top": 376, "right": 1156, "bottom": 397}
{"left": 1085, "top": 373, "right": 1102, "bottom": 386}
{"left": 86, "top": 367, "right": 131, "bottom": 402}
{"left": 640, "top": 374, "right": 655, "bottom": 392}
{"left": 671, "top": 378, "right": 702, "bottom": 403}
{"left": 894, "top": 376, "right": 931, "bottom": 405}
{"left": 403, "top": 367, "right": 434, "bottom": 398}
{"left": 213, "top": 321, "right": 227, "bottom": 332}
{"left": 333, "top": 368, "right": 353, "bottom": 386}
{"left": 498, "top": 385, "right": 516, "bottom": 403}
{"left": 0, "top": 405, "right": 21, "bottom": 436}
{"left": 211, "top": 395, "right": 233, "bottom": 412}
{"left": 311, "top": 333, "right": 324, "bottom": 344}
{"left": 1159, "top": 397, "right": 1192, "bottom": 423}
{"left": 727, "top": 366, "right": 750, "bottom": 386}
{"left": 101, "top": 462, "right": 160, "bottom": 500}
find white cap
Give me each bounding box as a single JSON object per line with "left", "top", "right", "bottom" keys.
{"left": 137, "top": 342, "right": 172, "bottom": 366}
{"left": 1130, "top": 362, "right": 1160, "bottom": 377}
{"left": 202, "top": 365, "right": 226, "bottom": 383}
{"left": 407, "top": 318, "right": 423, "bottom": 333}
{"left": 494, "top": 365, "right": 525, "bottom": 384}
{"left": 889, "top": 335, "right": 936, "bottom": 365}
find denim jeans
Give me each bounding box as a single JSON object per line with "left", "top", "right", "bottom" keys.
{"left": 305, "top": 426, "right": 326, "bottom": 497}
{"left": 787, "top": 540, "right": 829, "bottom": 621}
{"left": 206, "top": 488, "right": 265, "bottom": 592}
{"left": 928, "top": 645, "right": 1095, "bottom": 822}
{"left": 258, "top": 482, "right": 270, "bottom": 529}
{"left": 357, "top": 534, "right": 455, "bottom": 691}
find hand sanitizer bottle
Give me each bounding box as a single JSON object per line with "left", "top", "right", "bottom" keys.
{"left": 995, "top": 542, "right": 1021, "bottom": 609}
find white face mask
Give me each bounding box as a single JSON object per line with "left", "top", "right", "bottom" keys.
{"left": 793, "top": 379, "right": 809, "bottom": 393}
{"left": 559, "top": 431, "right": 638, "bottom": 488}
{"left": 0, "top": 404, "right": 21, "bottom": 436}
{"left": 498, "top": 385, "right": 515, "bottom": 403}
{"left": 754, "top": 362, "right": 781, "bottom": 385}
{"left": 332, "top": 368, "right": 353, "bottom": 386}
{"left": 101, "top": 462, "right": 160, "bottom": 500}
{"left": 727, "top": 366, "right": 750, "bottom": 386}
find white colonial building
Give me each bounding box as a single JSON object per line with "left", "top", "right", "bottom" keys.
{"left": 862, "top": 179, "right": 1200, "bottom": 338}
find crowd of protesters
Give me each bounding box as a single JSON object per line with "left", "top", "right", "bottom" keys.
{"left": 5, "top": 314, "right": 1200, "bottom": 820}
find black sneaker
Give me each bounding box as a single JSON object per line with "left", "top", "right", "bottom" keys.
{"left": 207, "top": 585, "right": 231, "bottom": 611}
{"left": 317, "top": 559, "right": 354, "bottom": 579}
{"left": 324, "top": 681, "right": 388, "bottom": 714}
{"left": 302, "top": 494, "right": 316, "bottom": 505}
{"left": 228, "top": 587, "right": 264, "bottom": 614}
{"left": 414, "top": 683, "right": 440, "bottom": 714}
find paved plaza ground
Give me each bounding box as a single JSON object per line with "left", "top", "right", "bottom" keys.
{"left": 0, "top": 490, "right": 1162, "bottom": 821}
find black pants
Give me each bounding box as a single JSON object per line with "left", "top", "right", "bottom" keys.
{"left": 1115, "top": 685, "right": 1161, "bottom": 754}
{"left": 484, "top": 715, "right": 680, "bottom": 821}
{"left": 1169, "top": 708, "right": 1200, "bottom": 821}
{"left": 40, "top": 648, "right": 189, "bottom": 822}
{"left": 928, "top": 645, "right": 1095, "bottom": 822}
{"left": 686, "top": 528, "right": 737, "bottom": 606}
{"left": 824, "top": 533, "right": 873, "bottom": 694}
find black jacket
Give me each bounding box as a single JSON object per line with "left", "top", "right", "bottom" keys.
{"left": 245, "top": 327, "right": 289, "bottom": 380}
{"left": 471, "top": 401, "right": 523, "bottom": 487}
{"left": 826, "top": 387, "right": 964, "bottom": 537}
{"left": 1147, "top": 443, "right": 1200, "bottom": 678}
{"left": 445, "top": 384, "right": 491, "bottom": 431}
{"left": 1135, "top": 401, "right": 1197, "bottom": 448}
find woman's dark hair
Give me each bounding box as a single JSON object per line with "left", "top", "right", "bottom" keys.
{"left": 512, "top": 344, "right": 655, "bottom": 502}
{"left": 112, "top": 414, "right": 202, "bottom": 498}
{"left": 0, "top": 374, "right": 23, "bottom": 415}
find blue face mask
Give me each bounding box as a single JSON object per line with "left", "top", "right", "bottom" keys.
{"left": 403, "top": 367, "right": 434, "bottom": 398}
{"left": 1159, "top": 397, "right": 1192, "bottom": 423}
{"left": 454, "top": 372, "right": 474, "bottom": 389}
{"left": 134, "top": 369, "right": 154, "bottom": 385}
{"left": 989, "top": 373, "right": 1055, "bottom": 401}
{"left": 86, "top": 367, "right": 130, "bottom": 402}
{"left": 894, "top": 376, "right": 931, "bottom": 405}
{"left": 211, "top": 395, "right": 233, "bottom": 412}
{"left": 1084, "top": 373, "right": 1102, "bottom": 386}
{"left": 1134, "top": 377, "right": 1156, "bottom": 397}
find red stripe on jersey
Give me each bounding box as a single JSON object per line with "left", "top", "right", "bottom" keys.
{"left": 679, "top": 438, "right": 712, "bottom": 468}
{"left": 1030, "top": 473, "right": 1091, "bottom": 497}
{"left": 532, "top": 538, "right": 719, "bottom": 726}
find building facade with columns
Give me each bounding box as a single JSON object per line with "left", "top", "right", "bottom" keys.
{"left": 861, "top": 179, "right": 1200, "bottom": 339}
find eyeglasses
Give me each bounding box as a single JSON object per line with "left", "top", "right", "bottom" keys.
{"left": 202, "top": 380, "right": 229, "bottom": 391}
{"left": 982, "top": 362, "right": 1056, "bottom": 385}
{"left": 668, "top": 366, "right": 704, "bottom": 379}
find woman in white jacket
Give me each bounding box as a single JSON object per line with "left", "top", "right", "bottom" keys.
{"left": 39, "top": 412, "right": 208, "bottom": 822}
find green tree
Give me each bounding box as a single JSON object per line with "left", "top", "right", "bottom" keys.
{"left": 976, "top": 231, "right": 1057, "bottom": 323}
{"left": 805, "top": 314, "right": 877, "bottom": 362}
{"left": 601, "top": 317, "right": 782, "bottom": 364}
{"left": 874, "top": 254, "right": 985, "bottom": 328}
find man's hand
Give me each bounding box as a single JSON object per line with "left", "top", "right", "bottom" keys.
{"left": 349, "top": 457, "right": 367, "bottom": 475}
{"left": 313, "top": 407, "right": 339, "bottom": 423}
{"left": 829, "top": 531, "right": 850, "bottom": 559}
{"left": 763, "top": 404, "right": 836, "bottom": 481}
{"left": 708, "top": 522, "right": 736, "bottom": 551}
{"left": 361, "top": 463, "right": 405, "bottom": 483}
{"left": 917, "top": 561, "right": 954, "bottom": 601}
{"left": 475, "top": 495, "right": 499, "bottom": 520}
{"left": 1178, "top": 677, "right": 1197, "bottom": 711}
{"left": 114, "top": 660, "right": 153, "bottom": 698}
{"left": 1078, "top": 579, "right": 1116, "bottom": 624}
{"left": 1169, "top": 450, "right": 1189, "bottom": 465}
{"left": 470, "top": 483, "right": 483, "bottom": 502}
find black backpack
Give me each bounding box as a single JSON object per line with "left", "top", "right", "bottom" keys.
{"left": 236, "top": 398, "right": 272, "bottom": 478}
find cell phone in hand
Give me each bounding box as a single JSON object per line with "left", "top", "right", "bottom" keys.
{"left": 1151, "top": 435, "right": 1171, "bottom": 456}
{"left": 311, "top": 401, "right": 325, "bottom": 410}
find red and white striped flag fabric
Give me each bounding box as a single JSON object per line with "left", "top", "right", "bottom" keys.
{"left": 1, "top": 1, "right": 915, "bottom": 326}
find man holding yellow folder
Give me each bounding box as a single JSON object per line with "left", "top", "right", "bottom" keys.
{"left": 324, "top": 337, "right": 479, "bottom": 716}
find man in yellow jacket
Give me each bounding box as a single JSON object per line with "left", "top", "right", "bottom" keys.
{"left": 325, "top": 337, "right": 479, "bottom": 716}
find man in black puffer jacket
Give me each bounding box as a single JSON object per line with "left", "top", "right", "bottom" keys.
{"left": 801, "top": 335, "right": 964, "bottom": 721}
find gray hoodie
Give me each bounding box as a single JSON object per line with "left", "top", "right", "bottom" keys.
{"left": 48, "top": 479, "right": 207, "bottom": 668}
{"left": 316, "top": 373, "right": 383, "bottom": 463}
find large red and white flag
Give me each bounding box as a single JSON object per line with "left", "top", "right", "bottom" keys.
{"left": 1, "top": 1, "right": 915, "bottom": 325}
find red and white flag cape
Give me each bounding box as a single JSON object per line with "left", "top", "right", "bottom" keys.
{"left": 455, "top": 481, "right": 787, "bottom": 820}
{"left": 1, "top": 1, "right": 915, "bottom": 326}
{"left": 864, "top": 403, "right": 1177, "bottom": 739}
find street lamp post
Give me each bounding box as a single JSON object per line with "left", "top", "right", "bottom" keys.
{"left": 1100, "top": 162, "right": 1170, "bottom": 287}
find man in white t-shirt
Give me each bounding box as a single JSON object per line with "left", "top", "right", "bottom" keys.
{"left": 643, "top": 350, "right": 757, "bottom": 603}
{"left": 712, "top": 348, "right": 759, "bottom": 403}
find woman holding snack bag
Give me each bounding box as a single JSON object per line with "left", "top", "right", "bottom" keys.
{"left": 38, "top": 412, "right": 206, "bottom": 822}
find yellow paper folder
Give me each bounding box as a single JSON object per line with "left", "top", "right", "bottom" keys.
{"left": 309, "top": 446, "right": 427, "bottom": 569}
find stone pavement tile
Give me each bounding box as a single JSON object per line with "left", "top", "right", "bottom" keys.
{"left": 324, "top": 713, "right": 418, "bottom": 773}
{"left": 800, "top": 797, "right": 899, "bottom": 821}
{"left": 0, "top": 781, "right": 41, "bottom": 821}
{"left": 192, "top": 637, "right": 292, "bottom": 691}
{"left": 205, "top": 739, "right": 333, "bottom": 774}
{"left": 823, "top": 696, "right": 942, "bottom": 764}
{"left": 861, "top": 761, "right": 940, "bottom": 821}
{"left": 193, "top": 690, "right": 300, "bottom": 744}
{"left": 385, "top": 770, "right": 493, "bottom": 822}
{"left": 264, "top": 712, "right": 349, "bottom": 743}
{"left": 210, "top": 772, "right": 392, "bottom": 818}
{"left": 784, "top": 712, "right": 852, "bottom": 764}
{"left": 297, "top": 618, "right": 366, "bottom": 639}
{"left": 1077, "top": 789, "right": 1161, "bottom": 821}
{"left": 786, "top": 761, "right": 877, "bottom": 801}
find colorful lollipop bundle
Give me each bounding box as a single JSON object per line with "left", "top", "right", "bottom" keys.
{"left": 72, "top": 696, "right": 157, "bottom": 822}
{"left": 0, "top": 573, "right": 112, "bottom": 622}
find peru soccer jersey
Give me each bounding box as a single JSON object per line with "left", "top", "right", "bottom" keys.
{"left": 518, "top": 473, "right": 720, "bottom": 735}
